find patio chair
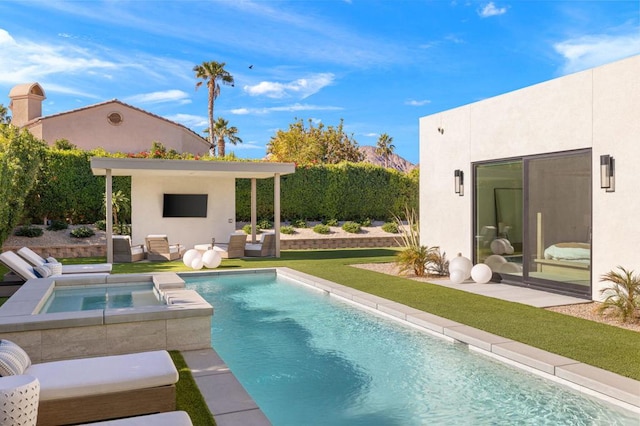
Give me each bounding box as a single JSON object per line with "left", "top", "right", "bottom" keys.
{"left": 245, "top": 233, "right": 276, "bottom": 257}
{"left": 16, "top": 247, "right": 112, "bottom": 274}
{"left": 0, "top": 251, "right": 109, "bottom": 282}
{"left": 213, "top": 233, "right": 247, "bottom": 259}
{"left": 112, "top": 236, "right": 145, "bottom": 263}
{"left": 144, "top": 235, "right": 185, "bottom": 261}
{"left": 0, "top": 340, "right": 178, "bottom": 426}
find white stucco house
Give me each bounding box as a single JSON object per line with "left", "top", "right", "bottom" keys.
{"left": 8, "top": 82, "right": 209, "bottom": 155}
{"left": 419, "top": 54, "right": 640, "bottom": 300}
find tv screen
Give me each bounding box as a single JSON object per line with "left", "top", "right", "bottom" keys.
{"left": 163, "top": 194, "right": 208, "bottom": 218}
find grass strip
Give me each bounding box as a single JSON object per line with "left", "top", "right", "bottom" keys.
{"left": 169, "top": 350, "right": 216, "bottom": 426}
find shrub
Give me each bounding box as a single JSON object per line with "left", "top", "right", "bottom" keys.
{"left": 242, "top": 224, "right": 261, "bottom": 235}
{"left": 95, "top": 219, "right": 107, "bottom": 231}
{"left": 47, "top": 220, "right": 68, "bottom": 231}
{"left": 426, "top": 248, "right": 449, "bottom": 277}
{"left": 280, "top": 225, "right": 296, "bottom": 235}
{"left": 70, "top": 226, "right": 95, "bottom": 238}
{"left": 292, "top": 219, "right": 307, "bottom": 228}
{"left": 359, "top": 218, "right": 372, "bottom": 227}
{"left": 258, "top": 219, "right": 273, "bottom": 230}
{"left": 321, "top": 218, "right": 339, "bottom": 226}
{"left": 598, "top": 266, "right": 640, "bottom": 323}
{"left": 381, "top": 222, "right": 398, "bottom": 233}
{"left": 393, "top": 206, "right": 445, "bottom": 277}
{"left": 342, "top": 221, "right": 361, "bottom": 234}
{"left": 114, "top": 224, "right": 131, "bottom": 236}
{"left": 14, "top": 225, "right": 43, "bottom": 238}
{"left": 313, "top": 224, "right": 331, "bottom": 234}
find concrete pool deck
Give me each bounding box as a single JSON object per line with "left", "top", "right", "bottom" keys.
{"left": 184, "top": 268, "right": 639, "bottom": 425}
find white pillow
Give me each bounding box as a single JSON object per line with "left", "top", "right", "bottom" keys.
{"left": 34, "top": 265, "right": 52, "bottom": 278}
{"left": 0, "top": 340, "right": 32, "bottom": 376}
{"left": 46, "top": 256, "right": 58, "bottom": 264}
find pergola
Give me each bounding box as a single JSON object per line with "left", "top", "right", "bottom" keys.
{"left": 90, "top": 157, "right": 296, "bottom": 262}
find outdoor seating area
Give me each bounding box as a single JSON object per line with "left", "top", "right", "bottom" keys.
{"left": 0, "top": 340, "right": 191, "bottom": 425}
{"left": 145, "top": 235, "right": 185, "bottom": 261}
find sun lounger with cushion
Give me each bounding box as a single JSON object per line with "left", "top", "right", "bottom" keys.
{"left": 16, "top": 247, "right": 112, "bottom": 274}
{"left": 0, "top": 251, "right": 110, "bottom": 282}
{"left": 0, "top": 340, "right": 179, "bottom": 426}
{"left": 80, "top": 411, "right": 193, "bottom": 425}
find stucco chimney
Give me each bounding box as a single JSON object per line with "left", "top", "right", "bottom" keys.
{"left": 8, "top": 82, "right": 46, "bottom": 127}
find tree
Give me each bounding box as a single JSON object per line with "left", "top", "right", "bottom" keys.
{"left": 267, "top": 118, "right": 364, "bottom": 165}
{"left": 0, "top": 103, "right": 11, "bottom": 125}
{"left": 375, "top": 133, "right": 395, "bottom": 168}
{"left": 193, "top": 61, "right": 234, "bottom": 157}
{"left": 212, "top": 117, "right": 242, "bottom": 157}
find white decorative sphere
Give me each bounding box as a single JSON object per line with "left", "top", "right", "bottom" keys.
{"left": 183, "top": 249, "right": 200, "bottom": 267}
{"left": 202, "top": 250, "right": 222, "bottom": 269}
{"left": 449, "top": 253, "right": 473, "bottom": 279}
{"left": 471, "top": 264, "right": 493, "bottom": 284}
{"left": 191, "top": 257, "right": 204, "bottom": 270}
{"left": 450, "top": 269, "right": 466, "bottom": 284}
{"left": 484, "top": 255, "right": 507, "bottom": 272}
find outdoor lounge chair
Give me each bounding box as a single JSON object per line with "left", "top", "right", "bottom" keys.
{"left": 144, "top": 235, "right": 185, "bottom": 261}
{"left": 0, "top": 341, "right": 178, "bottom": 426}
{"left": 244, "top": 233, "right": 276, "bottom": 257}
{"left": 0, "top": 251, "right": 110, "bottom": 282}
{"left": 112, "top": 236, "right": 145, "bottom": 263}
{"left": 16, "top": 247, "right": 112, "bottom": 274}
{"left": 213, "top": 233, "right": 247, "bottom": 259}
{"left": 81, "top": 411, "right": 193, "bottom": 425}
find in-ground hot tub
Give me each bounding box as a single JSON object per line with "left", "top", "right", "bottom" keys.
{"left": 0, "top": 273, "right": 213, "bottom": 363}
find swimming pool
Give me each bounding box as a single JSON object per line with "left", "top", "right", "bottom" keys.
{"left": 40, "top": 283, "right": 163, "bottom": 313}
{"left": 186, "top": 271, "right": 638, "bottom": 425}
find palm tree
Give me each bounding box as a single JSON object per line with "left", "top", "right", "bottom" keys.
{"left": 0, "top": 103, "right": 11, "bottom": 125}
{"left": 193, "top": 61, "right": 234, "bottom": 157}
{"left": 375, "top": 133, "right": 395, "bottom": 168}
{"left": 212, "top": 117, "right": 242, "bottom": 157}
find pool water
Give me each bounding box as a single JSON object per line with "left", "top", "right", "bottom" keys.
{"left": 40, "top": 283, "right": 163, "bottom": 313}
{"left": 186, "top": 272, "right": 638, "bottom": 425}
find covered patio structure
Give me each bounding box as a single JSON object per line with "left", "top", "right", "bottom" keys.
{"left": 90, "top": 157, "right": 296, "bottom": 262}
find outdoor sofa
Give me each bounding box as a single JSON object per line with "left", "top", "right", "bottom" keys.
{"left": 0, "top": 340, "right": 179, "bottom": 426}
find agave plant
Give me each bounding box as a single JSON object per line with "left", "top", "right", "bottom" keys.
{"left": 597, "top": 266, "right": 640, "bottom": 323}
{"left": 393, "top": 206, "right": 445, "bottom": 277}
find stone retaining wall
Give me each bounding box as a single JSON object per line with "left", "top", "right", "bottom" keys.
{"left": 2, "top": 245, "right": 106, "bottom": 259}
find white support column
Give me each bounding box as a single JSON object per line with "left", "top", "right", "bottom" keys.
{"left": 251, "top": 178, "right": 257, "bottom": 244}
{"left": 106, "top": 169, "right": 113, "bottom": 264}
{"left": 274, "top": 173, "right": 281, "bottom": 257}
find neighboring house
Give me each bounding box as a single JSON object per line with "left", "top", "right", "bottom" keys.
{"left": 419, "top": 54, "right": 639, "bottom": 301}
{"left": 8, "top": 82, "right": 209, "bottom": 154}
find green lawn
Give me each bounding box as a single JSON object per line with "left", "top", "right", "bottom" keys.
{"left": 2, "top": 248, "right": 639, "bottom": 401}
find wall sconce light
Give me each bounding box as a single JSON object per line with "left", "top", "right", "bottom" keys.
{"left": 600, "top": 155, "right": 615, "bottom": 192}
{"left": 437, "top": 127, "right": 444, "bottom": 134}
{"left": 454, "top": 169, "right": 464, "bottom": 196}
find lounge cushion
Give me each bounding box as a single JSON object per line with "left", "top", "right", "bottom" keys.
{"left": 34, "top": 265, "right": 53, "bottom": 278}
{"left": 0, "top": 251, "right": 38, "bottom": 280}
{"left": 25, "top": 350, "right": 178, "bottom": 401}
{"left": 0, "top": 340, "right": 32, "bottom": 376}
{"left": 80, "top": 411, "right": 193, "bottom": 425}
{"left": 60, "top": 264, "right": 112, "bottom": 274}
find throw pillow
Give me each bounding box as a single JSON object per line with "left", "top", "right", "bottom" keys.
{"left": 33, "top": 265, "right": 52, "bottom": 278}
{"left": 46, "top": 256, "right": 58, "bottom": 264}
{"left": 0, "top": 340, "right": 32, "bottom": 376}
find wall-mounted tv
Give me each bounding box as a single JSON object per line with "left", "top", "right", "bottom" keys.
{"left": 162, "top": 194, "right": 208, "bottom": 218}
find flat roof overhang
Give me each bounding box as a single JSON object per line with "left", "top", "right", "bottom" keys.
{"left": 91, "top": 157, "right": 295, "bottom": 178}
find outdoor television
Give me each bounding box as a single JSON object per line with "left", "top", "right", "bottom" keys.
{"left": 162, "top": 194, "right": 208, "bottom": 218}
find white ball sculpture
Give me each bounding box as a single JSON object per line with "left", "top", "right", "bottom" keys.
{"left": 450, "top": 269, "right": 466, "bottom": 284}
{"left": 471, "top": 264, "right": 493, "bottom": 284}
{"left": 183, "top": 249, "right": 201, "bottom": 267}
{"left": 191, "top": 256, "right": 204, "bottom": 270}
{"left": 202, "top": 250, "right": 222, "bottom": 269}
{"left": 449, "top": 253, "right": 473, "bottom": 280}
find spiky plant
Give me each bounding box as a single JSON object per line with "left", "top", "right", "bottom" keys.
{"left": 597, "top": 266, "right": 640, "bottom": 323}
{"left": 393, "top": 206, "right": 443, "bottom": 277}
{"left": 426, "top": 248, "right": 449, "bottom": 277}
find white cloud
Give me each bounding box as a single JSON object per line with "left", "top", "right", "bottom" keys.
{"left": 405, "top": 99, "right": 431, "bottom": 106}
{"left": 479, "top": 2, "right": 507, "bottom": 18}
{"left": 230, "top": 103, "right": 343, "bottom": 115}
{"left": 244, "top": 73, "right": 335, "bottom": 99}
{"left": 165, "top": 113, "right": 208, "bottom": 128}
{"left": 554, "top": 33, "right": 640, "bottom": 74}
{"left": 124, "top": 90, "right": 191, "bottom": 105}
{"left": 363, "top": 132, "right": 378, "bottom": 137}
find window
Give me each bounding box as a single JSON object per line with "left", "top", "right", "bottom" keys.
{"left": 107, "top": 112, "right": 123, "bottom": 125}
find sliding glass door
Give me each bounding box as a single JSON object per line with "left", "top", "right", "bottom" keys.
{"left": 474, "top": 150, "right": 591, "bottom": 297}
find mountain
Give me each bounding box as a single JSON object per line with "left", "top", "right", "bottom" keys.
{"left": 358, "top": 145, "right": 417, "bottom": 173}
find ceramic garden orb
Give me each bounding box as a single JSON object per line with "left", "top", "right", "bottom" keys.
{"left": 449, "top": 253, "right": 473, "bottom": 279}
{"left": 449, "top": 269, "right": 466, "bottom": 284}
{"left": 471, "top": 264, "right": 493, "bottom": 284}
{"left": 183, "top": 249, "right": 200, "bottom": 267}
{"left": 202, "top": 250, "right": 222, "bottom": 269}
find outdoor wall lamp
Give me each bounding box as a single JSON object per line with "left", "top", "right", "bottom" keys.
{"left": 600, "top": 155, "right": 615, "bottom": 192}
{"left": 454, "top": 169, "right": 464, "bottom": 196}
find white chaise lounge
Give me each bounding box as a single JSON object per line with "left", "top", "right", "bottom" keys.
{"left": 0, "top": 251, "right": 109, "bottom": 282}
{"left": 81, "top": 411, "right": 193, "bottom": 425}
{"left": 17, "top": 247, "right": 112, "bottom": 274}
{"left": 0, "top": 340, "right": 179, "bottom": 426}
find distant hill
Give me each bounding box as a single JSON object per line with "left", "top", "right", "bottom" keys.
{"left": 359, "top": 145, "right": 417, "bottom": 173}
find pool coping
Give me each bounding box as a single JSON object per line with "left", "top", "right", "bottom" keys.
{"left": 270, "top": 267, "right": 640, "bottom": 412}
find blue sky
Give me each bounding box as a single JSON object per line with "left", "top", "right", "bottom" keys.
{"left": 0, "top": 1, "right": 638, "bottom": 164}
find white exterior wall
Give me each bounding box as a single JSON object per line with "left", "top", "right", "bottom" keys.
{"left": 420, "top": 54, "right": 640, "bottom": 300}
{"left": 131, "top": 175, "right": 237, "bottom": 250}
